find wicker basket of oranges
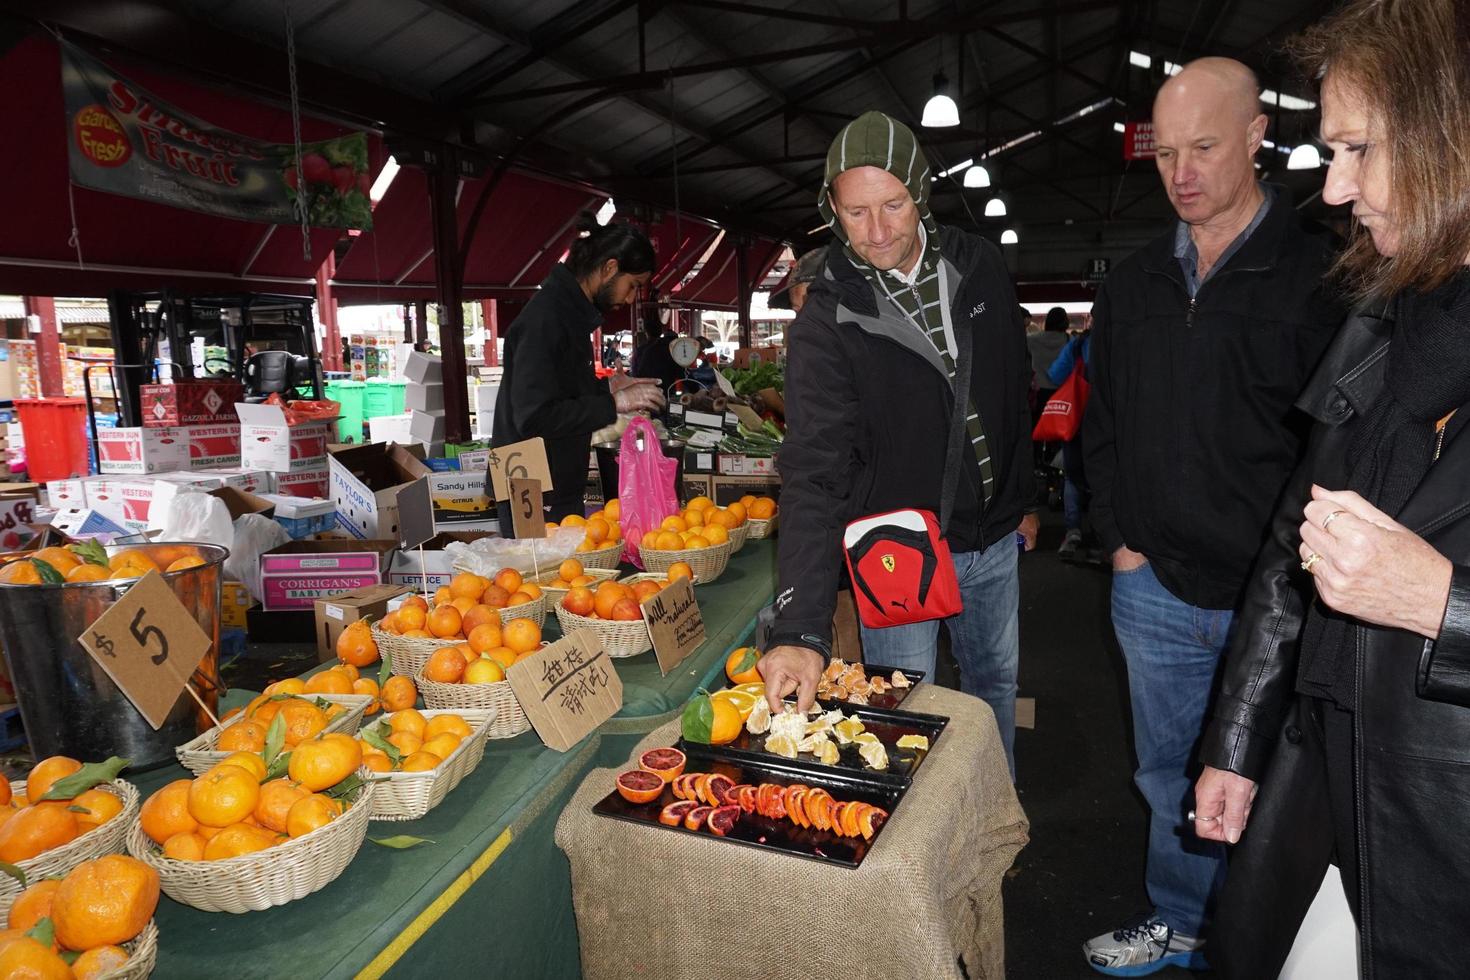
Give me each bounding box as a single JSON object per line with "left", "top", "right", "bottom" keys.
{"left": 357, "top": 708, "right": 496, "bottom": 820}
{"left": 739, "top": 495, "right": 780, "bottom": 539}
{"left": 2, "top": 855, "right": 160, "bottom": 979}
{"left": 546, "top": 507, "right": 626, "bottom": 569}
{"left": 0, "top": 757, "right": 141, "bottom": 918}
{"left": 639, "top": 539, "right": 732, "bottom": 583}
{"left": 175, "top": 691, "right": 373, "bottom": 777}
{"left": 532, "top": 557, "right": 621, "bottom": 605}
{"left": 553, "top": 577, "right": 658, "bottom": 659}
{"left": 409, "top": 620, "right": 540, "bottom": 738}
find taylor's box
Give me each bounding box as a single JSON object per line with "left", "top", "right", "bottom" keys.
{"left": 328, "top": 443, "right": 431, "bottom": 540}
{"left": 141, "top": 380, "right": 246, "bottom": 427}
{"left": 235, "top": 403, "right": 332, "bottom": 473}
{"left": 259, "top": 540, "right": 398, "bottom": 611}
{"left": 185, "top": 424, "right": 242, "bottom": 469}
{"left": 96, "top": 427, "right": 190, "bottom": 475}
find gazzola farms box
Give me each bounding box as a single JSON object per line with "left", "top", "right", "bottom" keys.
{"left": 235, "top": 403, "right": 332, "bottom": 473}
{"left": 185, "top": 424, "right": 242, "bottom": 468}
{"left": 96, "top": 427, "right": 190, "bottom": 475}
{"left": 258, "top": 539, "right": 398, "bottom": 612}
{"left": 141, "top": 380, "right": 245, "bottom": 427}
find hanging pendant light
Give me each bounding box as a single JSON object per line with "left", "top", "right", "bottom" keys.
{"left": 984, "top": 196, "right": 1007, "bottom": 217}
{"left": 1000, "top": 229, "right": 1019, "bottom": 245}
{"left": 963, "top": 164, "right": 991, "bottom": 188}
{"left": 921, "top": 73, "right": 960, "bottom": 128}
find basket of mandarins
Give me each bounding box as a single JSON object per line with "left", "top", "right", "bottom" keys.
{"left": 129, "top": 739, "right": 376, "bottom": 913}
{"left": 533, "top": 557, "right": 621, "bottom": 604}
{"left": 409, "top": 620, "right": 540, "bottom": 738}
{"left": 741, "top": 495, "right": 780, "bottom": 539}
{"left": 553, "top": 578, "right": 654, "bottom": 659}
{"left": 175, "top": 690, "right": 373, "bottom": 776}
{"left": 545, "top": 508, "right": 627, "bottom": 569}
{"left": 2, "top": 854, "right": 161, "bottom": 979}
{"left": 639, "top": 539, "right": 732, "bottom": 584}
{"left": 0, "top": 756, "right": 141, "bottom": 918}
{"left": 572, "top": 540, "right": 624, "bottom": 570}
{"left": 356, "top": 708, "right": 496, "bottom": 820}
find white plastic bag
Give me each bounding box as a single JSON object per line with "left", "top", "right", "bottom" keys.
{"left": 148, "top": 491, "right": 233, "bottom": 547}
{"left": 226, "top": 513, "right": 290, "bottom": 602}
{"left": 443, "top": 527, "right": 584, "bottom": 579}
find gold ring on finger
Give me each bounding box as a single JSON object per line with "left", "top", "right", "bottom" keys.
{"left": 1301, "top": 552, "right": 1323, "bottom": 573}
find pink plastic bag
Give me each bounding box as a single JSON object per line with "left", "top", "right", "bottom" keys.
{"left": 618, "top": 416, "right": 678, "bottom": 569}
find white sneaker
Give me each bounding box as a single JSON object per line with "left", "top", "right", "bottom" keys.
{"left": 1082, "top": 914, "right": 1207, "bottom": 976}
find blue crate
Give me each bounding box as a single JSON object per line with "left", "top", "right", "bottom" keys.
{"left": 0, "top": 705, "right": 25, "bottom": 752}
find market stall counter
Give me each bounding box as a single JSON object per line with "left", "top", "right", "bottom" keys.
{"left": 134, "top": 541, "right": 779, "bottom": 978}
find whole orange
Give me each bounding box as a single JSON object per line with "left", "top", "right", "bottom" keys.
{"left": 70, "top": 945, "right": 130, "bottom": 980}
{"left": 304, "top": 669, "right": 353, "bottom": 696}
{"left": 71, "top": 788, "right": 123, "bottom": 832}
{"left": 0, "top": 805, "right": 79, "bottom": 862}
{"left": 352, "top": 677, "right": 381, "bottom": 715}
{"left": 216, "top": 719, "right": 267, "bottom": 753}
{"left": 423, "top": 647, "right": 466, "bottom": 683}
{"left": 389, "top": 708, "right": 426, "bottom": 737}
{"left": 506, "top": 591, "right": 534, "bottom": 607}
{"left": 481, "top": 584, "right": 511, "bottom": 609}
{"left": 26, "top": 756, "right": 82, "bottom": 802}
{"left": 666, "top": 561, "right": 694, "bottom": 583}
{"left": 503, "top": 619, "right": 542, "bottom": 655}
{"left": 7, "top": 879, "right": 61, "bottom": 934}
{"left": 387, "top": 731, "right": 423, "bottom": 757}
{"left": 188, "top": 766, "right": 260, "bottom": 828}
{"left": 287, "top": 734, "right": 362, "bottom": 792}
{"left": 396, "top": 604, "right": 427, "bottom": 633}
{"left": 161, "top": 832, "right": 205, "bottom": 861}
{"left": 421, "top": 732, "right": 462, "bottom": 760}
{"left": 140, "top": 780, "right": 197, "bottom": 844}
{"left": 277, "top": 698, "right": 329, "bottom": 747}
{"left": 380, "top": 675, "right": 417, "bottom": 712}
{"left": 593, "top": 585, "right": 629, "bottom": 620}
{"left": 0, "top": 937, "right": 70, "bottom": 978}
{"left": 401, "top": 594, "right": 429, "bottom": 614}
{"left": 253, "top": 779, "right": 310, "bottom": 834}
{"left": 562, "top": 587, "right": 595, "bottom": 617}
{"left": 336, "top": 620, "right": 379, "bottom": 667}
{"left": 610, "top": 598, "right": 642, "bottom": 621}
{"left": 427, "top": 605, "right": 462, "bottom": 639}
{"left": 558, "top": 558, "right": 583, "bottom": 581}
{"left": 461, "top": 604, "right": 499, "bottom": 637}
{"left": 632, "top": 580, "right": 662, "bottom": 603}
{"left": 285, "top": 794, "right": 342, "bottom": 838}
{"left": 467, "top": 622, "right": 503, "bottom": 654}
{"left": 492, "top": 567, "right": 522, "bottom": 596}
{"left": 202, "top": 823, "right": 277, "bottom": 861}
{"left": 463, "top": 658, "right": 504, "bottom": 684}
{"left": 448, "top": 572, "right": 485, "bottom": 602}
{"left": 725, "top": 646, "right": 763, "bottom": 685}
{"left": 485, "top": 647, "right": 518, "bottom": 669}
{"left": 51, "top": 854, "right": 159, "bottom": 950}
{"left": 64, "top": 564, "right": 110, "bottom": 583}
{"left": 399, "top": 751, "right": 443, "bottom": 772}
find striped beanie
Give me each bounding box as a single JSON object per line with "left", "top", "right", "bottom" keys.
{"left": 817, "top": 110, "right": 937, "bottom": 243}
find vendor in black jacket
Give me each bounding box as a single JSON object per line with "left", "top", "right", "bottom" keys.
{"left": 491, "top": 218, "right": 664, "bottom": 529}
{"left": 759, "top": 111, "right": 1037, "bottom": 777}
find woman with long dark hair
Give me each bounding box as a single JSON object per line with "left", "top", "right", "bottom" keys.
{"left": 1191, "top": 1, "right": 1470, "bottom": 973}
{"left": 490, "top": 215, "right": 665, "bottom": 527}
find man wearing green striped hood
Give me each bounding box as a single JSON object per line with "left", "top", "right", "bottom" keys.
{"left": 760, "top": 110, "right": 1037, "bottom": 776}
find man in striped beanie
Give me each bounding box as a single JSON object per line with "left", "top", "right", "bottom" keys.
{"left": 760, "top": 110, "right": 1038, "bottom": 776}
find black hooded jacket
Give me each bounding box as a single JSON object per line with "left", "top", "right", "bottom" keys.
{"left": 767, "top": 226, "right": 1034, "bottom": 655}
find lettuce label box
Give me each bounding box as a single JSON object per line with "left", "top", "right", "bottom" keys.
{"left": 96, "top": 427, "right": 190, "bottom": 475}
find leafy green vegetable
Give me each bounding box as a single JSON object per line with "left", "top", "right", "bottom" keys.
{"left": 39, "top": 757, "right": 128, "bottom": 801}
{"left": 681, "top": 690, "right": 715, "bottom": 743}
{"left": 370, "top": 836, "right": 435, "bottom": 850}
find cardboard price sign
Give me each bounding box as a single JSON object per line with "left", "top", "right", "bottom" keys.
{"left": 395, "top": 477, "right": 435, "bottom": 549}
{"left": 640, "top": 575, "right": 706, "bottom": 675}
{"left": 509, "top": 477, "right": 546, "bottom": 539}
{"left": 77, "top": 570, "right": 213, "bottom": 730}
{"left": 505, "top": 629, "right": 622, "bottom": 751}
{"left": 485, "top": 438, "right": 554, "bottom": 502}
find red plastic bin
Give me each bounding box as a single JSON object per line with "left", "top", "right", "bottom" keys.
{"left": 15, "top": 399, "right": 90, "bottom": 482}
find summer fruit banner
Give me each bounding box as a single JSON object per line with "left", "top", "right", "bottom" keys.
{"left": 60, "top": 42, "right": 373, "bottom": 230}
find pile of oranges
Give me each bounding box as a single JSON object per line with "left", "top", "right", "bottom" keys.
{"left": 0, "top": 853, "right": 159, "bottom": 979}
{"left": 140, "top": 737, "right": 361, "bottom": 861}
{"left": 546, "top": 498, "right": 625, "bottom": 553}
{"left": 0, "top": 756, "right": 125, "bottom": 864}
{"left": 634, "top": 495, "right": 773, "bottom": 553}
{"left": 376, "top": 569, "right": 541, "bottom": 644}
{"left": 216, "top": 690, "right": 346, "bottom": 753}
{"left": 560, "top": 560, "right": 694, "bottom": 622}
{"left": 0, "top": 545, "right": 207, "bottom": 585}
{"left": 357, "top": 710, "right": 474, "bottom": 773}
{"left": 419, "top": 617, "right": 543, "bottom": 685}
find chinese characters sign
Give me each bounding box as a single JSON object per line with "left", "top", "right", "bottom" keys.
{"left": 505, "top": 629, "right": 623, "bottom": 751}
{"left": 60, "top": 42, "right": 373, "bottom": 229}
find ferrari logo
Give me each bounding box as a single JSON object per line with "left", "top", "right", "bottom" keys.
{"left": 881, "top": 554, "right": 896, "bottom": 573}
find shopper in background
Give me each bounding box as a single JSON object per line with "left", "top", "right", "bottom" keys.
{"left": 490, "top": 215, "right": 665, "bottom": 529}
{"left": 1048, "top": 328, "right": 1091, "bottom": 558}
{"left": 1028, "top": 306, "right": 1070, "bottom": 408}
{"left": 769, "top": 246, "right": 829, "bottom": 314}
{"left": 631, "top": 293, "right": 685, "bottom": 406}
{"left": 1080, "top": 57, "right": 1344, "bottom": 975}
{"left": 1192, "top": 1, "right": 1470, "bottom": 973}
{"left": 759, "top": 111, "right": 1036, "bottom": 777}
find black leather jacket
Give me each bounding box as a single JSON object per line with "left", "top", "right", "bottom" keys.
{"left": 1201, "top": 299, "right": 1470, "bottom": 976}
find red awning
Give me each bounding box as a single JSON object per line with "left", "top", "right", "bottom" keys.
{"left": 674, "top": 236, "right": 785, "bottom": 307}
{"left": 0, "top": 35, "right": 379, "bottom": 297}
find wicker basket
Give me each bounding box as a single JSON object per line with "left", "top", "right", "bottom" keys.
{"left": 100, "top": 918, "right": 159, "bottom": 980}
{"left": 175, "top": 694, "right": 374, "bottom": 776}
{"left": 576, "top": 541, "right": 625, "bottom": 570}
{"left": 617, "top": 571, "right": 699, "bottom": 591}
{"left": 373, "top": 627, "right": 461, "bottom": 678}
{"left": 413, "top": 671, "right": 531, "bottom": 739}
{"left": 127, "top": 777, "right": 375, "bottom": 913}
{"left": 533, "top": 566, "right": 620, "bottom": 604}
{"left": 746, "top": 514, "right": 779, "bottom": 539}
{"left": 364, "top": 709, "right": 496, "bottom": 820}
{"left": 553, "top": 606, "right": 652, "bottom": 659}
{"left": 0, "top": 779, "right": 141, "bottom": 918}
{"left": 639, "top": 538, "right": 733, "bottom": 583}
{"left": 495, "top": 591, "right": 546, "bottom": 629}
{"left": 727, "top": 520, "right": 751, "bottom": 554}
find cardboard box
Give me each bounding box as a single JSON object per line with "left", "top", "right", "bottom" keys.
{"left": 260, "top": 494, "right": 336, "bottom": 538}
{"left": 456, "top": 448, "right": 491, "bottom": 472}
{"left": 314, "top": 583, "right": 410, "bottom": 663}
{"left": 732, "top": 346, "right": 784, "bottom": 369}
{"left": 680, "top": 474, "right": 713, "bottom": 505}
{"left": 193, "top": 468, "right": 275, "bottom": 494}
{"left": 405, "top": 382, "right": 445, "bottom": 413}
{"left": 140, "top": 380, "right": 246, "bottom": 427}
{"left": 210, "top": 486, "right": 275, "bottom": 521}
{"left": 46, "top": 478, "right": 95, "bottom": 510}
{"left": 668, "top": 404, "right": 740, "bottom": 433}
{"left": 96, "top": 427, "right": 190, "bottom": 475}
{"left": 235, "top": 403, "right": 332, "bottom": 473}
{"left": 49, "top": 509, "right": 128, "bottom": 540}
{"left": 427, "top": 471, "right": 495, "bottom": 531}
{"left": 409, "top": 410, "right": 446, "bottom": 447}
{"left": 274, "top": 466, "right": 330, "bottom": 499}
{"left": 86, "top": 478, "right": 157, "bottom": 528}
{"left": 367, "top": 414, "right": 413, "bottom": 444}
{"left": 328, "top": 443, "right": 431, "bottom": 540}
{"left": 403, "top": 351, "right": 442, "bottom": 385}
{"left": 184, "top": 424, "right": 242, "bottom": 469}
{"left": 683, "top": 449, "right": 717, "bottom": 475}
{"left": 717, "top": 453, "right": 778, "bottom": 477}
{"left": 0, "top": 497, "right": 40, "bottom": 550}
{"left": 384, "top": 531, "right": 494, "bottom": 591}
{"left": 259, "top": 539, "right": 398, "bottom": 611}
{"left": 712, "top": 475, "right": 781, "bottom": 507}
{"left": 221, "top": 581, "right": 255, "bottom": 629}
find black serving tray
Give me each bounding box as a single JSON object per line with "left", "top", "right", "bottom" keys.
{"left": 592, "top": 747, "right": 904, "bottom": 868}
{"left": 679, "top": 703, "right": 948, "bottom": 785}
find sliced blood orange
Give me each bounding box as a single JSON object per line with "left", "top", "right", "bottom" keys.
{"left": 659, "top": 800, "right": 699, "bottom": 826}
{"left": 806, "top": 789, "right": 830, "bottom": 830}
{"left": 705, "top": 773, "right": 735, "bottom": 806}
{"left": 786, "top": 788, "right": 809, "bottom": 829}
{"left": 683, "top": 805, "right": 712, "bottom": 831}
{"left": 755, "top": 784, "right": 777, "bottom": 818}
{"left": 617, "top": 769, "right": 665, "bottom": 805}
{"left": 736, "top": 785, "right": 758, "bottom": 814}
{"left": 639, "top": 747, "right": 687, "bottom": 784}
{"left": 856, "top": 803, "right": 884, "bottom": 840}
{"left": 840, "top": 801, "right": 863, "bottom": 838}
{"left": 825, "top": 799, "right": 843, "bottom": 835}
{"left": 769, "top": 786, "right": 788, "bottom": 819}
{"left": 706, "top": 804, "right": 740, "bottom": 837}
{"left": 672, "top": 773, "right": 698, "bottom": 801}
{"left": 693, "top": 773, "right": 714, "bottom": 807}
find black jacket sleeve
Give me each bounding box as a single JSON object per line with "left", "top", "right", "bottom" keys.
{"left": 1417, "top": 565, "right": 1470, "bottom": 707}
{"left": 510, "top": 326, "right": 616, "bottom": 440}
{"left": 1082, "top": 284, "right": 1125, "bottom": 554}
{"left": 767, "top": 310, "right": 864, "bottom": 656}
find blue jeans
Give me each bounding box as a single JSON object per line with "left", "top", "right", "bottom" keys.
{"left": 859, "top": 540, "right": 1019, "bottom": 777}
{"left": 1111, "top": 561, "right": 1230, "bottom": 937}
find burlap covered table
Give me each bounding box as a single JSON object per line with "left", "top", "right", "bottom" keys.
{"left": 555, "top": 684, "right": 1029, "bottom": 979}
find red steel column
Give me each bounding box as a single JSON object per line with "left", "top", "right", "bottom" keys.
{"left": 21, "top": 296, "right": 64, "bottom": 396}
{"left": 480, "top": 299, "right": 498, "bottom": 366}
{"left": 315, "top": 253, "right": 342, "bottom": 372}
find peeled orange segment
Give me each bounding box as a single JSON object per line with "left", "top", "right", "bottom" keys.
{"left": 616, "top": 769, "right": 664, "bottom": 805}
{"left": 859, "top": 740, "right": 890, "bottom": 772}
{"left": 765, "top": 734, "right": 799, "bottom": 759}
{"left": 659, "top": 800, "right": 698, "bottom": 826}
{"left": 896, "top": 734, "right": 930, "bottom": 751}
{"left": 744, "top": 698, "right": 772, "bottom": 735}
{"left": 853, "top": 731, "right": 880, "bottom": 746}
{"left": 734, "top": 683, "right": 767, "bottom": 698}
{"left": 815, "top": 741, "right": 840, "bottom": 765}
{"left": 833, "top": 718, "right": 865, "bottom": 744}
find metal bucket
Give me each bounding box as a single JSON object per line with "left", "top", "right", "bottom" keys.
{"left": 592, "top": 437, "right": 687, "bottom": 505}
{"left": 0, "top": 543, "right": 227, "bottom": 768}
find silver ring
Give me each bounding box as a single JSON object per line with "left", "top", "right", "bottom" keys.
{"left": 1322, "top": 509, "right": 1346, "bottom": 531}
{"left": 1187, "top": 810, "right": 1218, "bottom": 823}
{"left": 1301, "top": 552, "right": 1323, "bottom": 573}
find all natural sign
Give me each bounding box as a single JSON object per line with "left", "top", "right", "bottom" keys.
{"left": 640, "top": 576, "right": 706, "bottom": 675}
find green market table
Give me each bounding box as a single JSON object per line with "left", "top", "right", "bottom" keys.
{"left": 137, "top": 541, "right": 778, "bottom": 978}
